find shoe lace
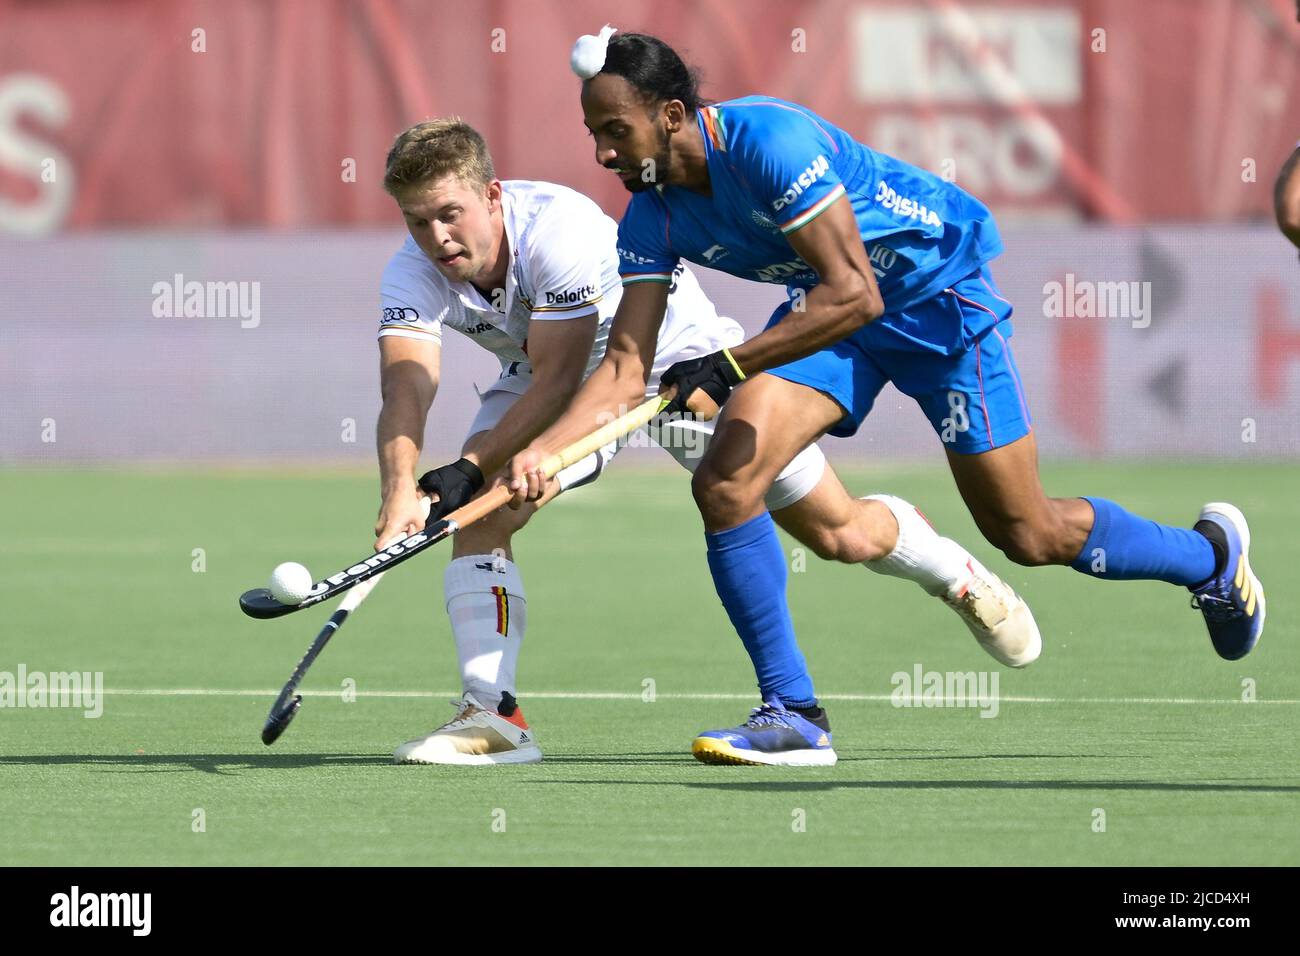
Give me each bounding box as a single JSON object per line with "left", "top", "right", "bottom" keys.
{"left": 1191, "top": 592, "right": 1239, "bottom": 623}
{"left": 946, "top": 574, "right": 1010, "bottom": 629}
{"left": 744, "top": 704, "right": 794, "bottom": 729}
{"left": 435, "top": 699, "right": 482, "bottom": 731}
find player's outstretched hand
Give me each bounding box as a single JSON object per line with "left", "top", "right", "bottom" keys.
{"left": 658, "top": 348, "right": 744, "bottom": 417}
{"left": 506, "top": 445, "right": 548, "bottom": 509}
{"left": 417, "top": 457, "right": 485, "bottom": 521}
{"left": 374, "top": 485, "right": 430, "bottom": 551}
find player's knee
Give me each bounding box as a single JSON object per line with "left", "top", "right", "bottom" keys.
{"left": 691, "top": 461, "right": 763, "bottom": 523}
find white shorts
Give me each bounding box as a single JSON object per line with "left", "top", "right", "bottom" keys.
{"left": 465, "top": 363, "right": 827, "bottom": 512}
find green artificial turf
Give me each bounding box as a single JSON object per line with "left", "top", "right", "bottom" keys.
{"left": 0, "top": 462, "right": 1295, "bottom": 865}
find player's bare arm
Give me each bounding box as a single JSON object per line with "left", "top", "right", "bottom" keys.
{"left": 374, "top": 333, "right": 440, "bottom": 546}
{"left": 654, "top": 197, "right": 886, "bottom": 420}
{"left": 730, "top": 198, "right": 884, "bottom": 375}
{"left": 460, "top": 310, "right": 599, "bottom": 478}
{"left": 507, "top": 280, "right": 668, "bottom": 502}
{"left": 1274, "top": 145, "right": 1300, "bottom": 250}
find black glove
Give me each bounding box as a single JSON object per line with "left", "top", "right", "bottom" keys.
{"left": 417, "top": 457, "right": 485, "bottom": 521}
{"left": 658, "top": 348, "right": 746, "bottom": 417}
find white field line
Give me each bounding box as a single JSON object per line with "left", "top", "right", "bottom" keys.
{"left": 99, "top": 689, "right": 1300, "bottom": 705}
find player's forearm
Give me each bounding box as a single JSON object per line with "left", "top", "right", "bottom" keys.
{"left": 376, "top": 390, "right": 433, "bottom": 494}
{"left": 530, "top": 358, "right": 644, "bottom": 453}
{"left": 730, "top": 279, "right": 882, "bottom": 374}
{"left": 464, "top": 379, "right": 580, "bottom": 476}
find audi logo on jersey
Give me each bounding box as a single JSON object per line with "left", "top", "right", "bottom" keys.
{"left": 382, "top": 306, "right": 420, "bottom": 323}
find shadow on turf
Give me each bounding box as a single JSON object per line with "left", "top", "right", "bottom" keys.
{"left": 526, "top": 778, "right": 1300, "bottom": 793}
{"left": 0, "top": 752, "right": 697, "bottom": 774}
{"left": 524, "top": 753, "right": 688, "bottom": 766}
{"left": 0, "top": 754, "right": 392, "bottom": 775}
{"left": 10, "top": 753, "right": 1295, "bottom": 791}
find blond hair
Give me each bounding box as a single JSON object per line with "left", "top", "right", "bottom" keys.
{"left": 383, "top": 118, "right": 496, "bottom": 195}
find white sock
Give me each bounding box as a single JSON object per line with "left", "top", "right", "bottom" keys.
{"left": 443, "top": 554, "right": 527, "bottom": 713}
{"left": 861, "top": 495, "right": 974, "bottom": 597}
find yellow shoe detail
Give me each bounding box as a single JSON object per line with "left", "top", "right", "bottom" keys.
{"left": 691, "top": 737, "right": 764, "bottom": 766}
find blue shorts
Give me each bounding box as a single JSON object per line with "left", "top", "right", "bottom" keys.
{"left": 766, "top": 266, "right": 1032, "bottom": 454}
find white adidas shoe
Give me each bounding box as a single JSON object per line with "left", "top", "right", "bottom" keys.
{"left": 942, "top": 558, "right": 1042, "bottom": 668}
{"left": 393, "top": 692, "right": 542, "bottom": 765}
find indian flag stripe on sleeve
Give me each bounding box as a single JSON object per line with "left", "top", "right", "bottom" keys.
{"left": 778, "top": 184, "right": 846, "bottom": 234}
{"left": 702, "top": 106, "right": 728, "bottom": 151}
{"left": 620, "top": 272, "right": 674, "bottom": 285}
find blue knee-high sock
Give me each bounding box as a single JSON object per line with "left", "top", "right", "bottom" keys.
{"left": 705, "top": 512, "right": 817, "bottom": 709}
{"left": 1069, "top": 497, "right": 1217, "bottom": 586}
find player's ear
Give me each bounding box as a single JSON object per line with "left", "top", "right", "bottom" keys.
{"left": 484, "top": 179, "right": 503, "bottom": 210}
{"left": 663, "top": 99, "right": 685, "bottom": 133}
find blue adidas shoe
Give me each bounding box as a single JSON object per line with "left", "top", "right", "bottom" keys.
{"left": 692, "top": 701, "right": 837, "bottom": 766}
{"left": 1190, "top": 502, "right": 1265, "bottom": 661}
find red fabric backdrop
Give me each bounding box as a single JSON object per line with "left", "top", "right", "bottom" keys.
{"left": 1, "top": 0, "right": 1297, "bottom": 233}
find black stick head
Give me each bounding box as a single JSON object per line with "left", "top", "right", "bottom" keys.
{"left": 240, "top": 588, "right": 295, "bottom": 620}
{"left": 261, "top": 695, "right": 303, "bottom": 745}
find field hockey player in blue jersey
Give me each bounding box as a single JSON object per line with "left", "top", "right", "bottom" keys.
{"left": 508, "top": 27, "right": 1265, "bottom": 767}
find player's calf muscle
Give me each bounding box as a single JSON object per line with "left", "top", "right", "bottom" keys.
{"left": 774, "top": 494, "right": 894, "bottom": 563}
{"left": 977, "top": 500, "right": 1090, "bottom": 567}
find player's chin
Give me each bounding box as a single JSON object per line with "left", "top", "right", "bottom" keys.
{"left": 437, "top": 255, "right": 472, "bottom": 278}
{"left": 620, "top": 177, "right": 655, "bottom": 194}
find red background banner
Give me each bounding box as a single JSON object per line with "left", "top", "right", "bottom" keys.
{"left": 2, "top": 0, "right": 1298, "bottom": 234}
